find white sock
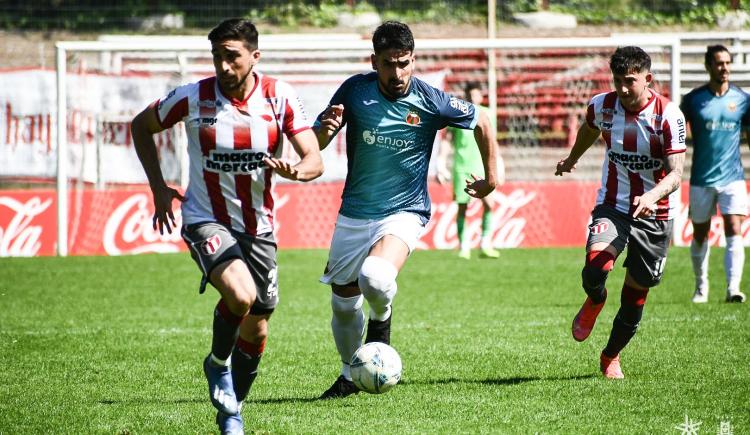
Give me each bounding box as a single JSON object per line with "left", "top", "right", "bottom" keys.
{"left": 330, "top": 293, "right": 365, "bottom": 379}
{"left": 210, "top": 353, "right": 230, "bottom": 367}
{"left": 725, "top": 235, "right": 745, "bottom": 292}
{"left": 690, "top": 239, "right": 710, "bottom": 291}
{"left": 481, "top": 236, "right": 493, "bottom": 250}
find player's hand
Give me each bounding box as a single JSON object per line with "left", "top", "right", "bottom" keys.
{"left": 151, "top": 184, "right": 185, "bottom": 235}
{"left": 320, "top": 104, "right": 344, "bottom": 132}
{"left": 464, "top": 173, "right": 495, "bottom": 198}
{"left": 631, "top": 194, "right": 656, "bottom": 219}
{"left": 264, "top": 157, "right": 300, "bottom": 180}
{"left": 555, "top": 157, "right": 577, "bottom": 176}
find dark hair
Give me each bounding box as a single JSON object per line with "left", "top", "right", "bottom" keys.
{"left": 609, "top": 46, "right": 651, "bottom": 75}
{"left": 208, "top": 18, "right": 259, "bottom": 51}
{"left": 705, "top": 44, "right": 732, "bottom": 66}
{"left": 372, "top": 21, "right": 414, "bottom": 54}
{"left": 464, "top": 81, "right": 482, "bottom": 95}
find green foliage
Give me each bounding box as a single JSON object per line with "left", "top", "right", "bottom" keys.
{"left": 1, "top": 248, "right": 748, "bottom": 433}
{"left": 549, "top": 0, "right": 734, "bottom": 25}
{"left": 247, "top": 0, "right": 341, "bottom": 28}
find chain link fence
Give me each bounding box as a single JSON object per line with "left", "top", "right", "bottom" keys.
{"left": 1, "top": 0, "right": 745, "bottom": 31}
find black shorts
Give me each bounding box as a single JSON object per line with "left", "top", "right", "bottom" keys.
{"left": 586, "top": 205, "right": 673, "bottom": 287}
{"left": 182, "top": 221, "right": 278, "bottom": 314}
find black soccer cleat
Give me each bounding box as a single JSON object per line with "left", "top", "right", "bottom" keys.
{"left": 364, "top": 311, "right": 392, "bottom": 345}
{"left": 319, "top": 375, "right": 359, "bottom": 400}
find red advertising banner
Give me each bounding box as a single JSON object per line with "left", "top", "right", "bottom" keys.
{"left": 1, "top": 181, "right": 748, "bottom": 257}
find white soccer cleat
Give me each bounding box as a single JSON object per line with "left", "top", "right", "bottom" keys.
{"left": 691, "top": 288, "right": 708, "bottom": 304}
{"left": 726, "top": 290, "right": 747, "bottom": 303}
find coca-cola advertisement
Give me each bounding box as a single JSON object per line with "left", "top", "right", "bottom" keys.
{"left": 1, "top": 181, "right": 748, "bottom": 257}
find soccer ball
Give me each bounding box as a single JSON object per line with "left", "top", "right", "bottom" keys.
{"left": 350, "top": 342, "right": 402, "bottom": 394}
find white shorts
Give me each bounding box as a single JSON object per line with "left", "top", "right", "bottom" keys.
{"left": 320, "top": 212, "right": 427, "bottom": 286}
{"left": 689, "top": 180, "right": 749, "bottom": 223}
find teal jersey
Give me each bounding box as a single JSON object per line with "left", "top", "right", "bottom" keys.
{"left": 316, "top": 73, "right": 478, "bottom": 223}
{"left": 681, "top": 84, "right": 750, "bottom": 187}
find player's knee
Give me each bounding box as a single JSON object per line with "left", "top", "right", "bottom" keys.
{"left": 581, "top": 250, "right": 615, "bottom": 296}
{"left": 358, "top": 256, "right": 398, "bottom": 306}
{"left": 331, "top": 293, "right": 364, "bottom": 319}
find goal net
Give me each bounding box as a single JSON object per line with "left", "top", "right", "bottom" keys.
{"left": 36, "top": 35, "right": 681, "bottom": 254}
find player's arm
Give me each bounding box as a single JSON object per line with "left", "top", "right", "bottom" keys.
{"left": 314, "top": 104, "right": 344, "bottom": 151}
{"left": 464, "top": 109, "right": 497, "bottom": 198}
{"left": 555, "top": 121, "right": 600, "bottom": 176}
{"left": 632, "top": 152, "right": 685, "bottom": 219}
{"left": 131, "top": 102, "right": 184, "bottom": 234}
{"left": 265, "top": 129, "right": 324, "bottom": 182}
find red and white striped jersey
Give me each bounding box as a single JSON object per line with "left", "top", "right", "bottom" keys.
{"left": 155, "top": 72, "right": 312, "bottom": 234}
{"left": 586, "top": 90, "right": 686, "bottom": 220}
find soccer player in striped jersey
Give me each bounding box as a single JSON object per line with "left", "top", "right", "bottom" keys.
{"left": 681, "top": 45, "right": 749, "bottom": 304}
{"left": 132, "top": 18, "right": 323, "bottom": 433}
{"left": 555, "top": 46, "right": 686, "bottom": 379}
{"left": 314, "top": 21, "right": 498, "bottom": 398}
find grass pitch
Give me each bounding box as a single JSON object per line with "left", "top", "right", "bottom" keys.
{"left": 1, "top": 247, "right": 748, "bottom": 434}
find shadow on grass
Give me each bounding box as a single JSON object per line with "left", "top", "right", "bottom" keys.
{"left": 99, "top": 397, "right": 204, "bottom": 405}
{"left": 402, "top": 373, "right": 596, "bottom": 386}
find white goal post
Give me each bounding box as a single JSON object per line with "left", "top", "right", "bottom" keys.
{"left": 54, "top": 35, "right": 681, "bottom": 256}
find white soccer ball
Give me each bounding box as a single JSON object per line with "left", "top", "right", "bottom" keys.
{"left": 350, "top": 342, "right": 402, "bottom": 394}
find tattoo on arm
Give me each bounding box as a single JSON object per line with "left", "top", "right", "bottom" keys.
{"left": 650, "top": 152, "right": 685, "bottom": 200}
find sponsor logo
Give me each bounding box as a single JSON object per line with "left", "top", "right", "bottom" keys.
{"left": 608, "top": 151, "right": 663, "bottom": 172}
{"left": 361, "top": 129, "right": 414, "bottom": 150}
{"left": 200, "top": 117, "right": 217, "bottom": 126}
{"left": 197, "top": 99, "right": 216, "bottom": 109}
{"left": 405, "top": 110, "right": 421, "bottom": 126}
{"left": 205, "top": 150, "right": 269, "bottom": 173}
{"left": 363, "top": 99, "right": 378, "bottom": 106}
{"left": 200, "top": 234, "right": 222, "bottom": 255}
{"left": 599, "top": 121, "right": 613, "bottom": 130}
{"left": 449, "top": 97, "right": 470, "bottom": 115}
{"left": 728, "top": 101, "right": 737, "bottom": 112}
{"left": 103, "top": 193, "right": 182, "bottom": 255}
{"left": 676, "top": 117, "right": 686, "bottom": 143}
{"left": 589, "top": 222, "right": 609, "bottom": 235}
{"left": 0, "top": 196, "right": 52, "bottom": 256}
{"left": 704, "top": 120, "right": 738, "bottom": 132}
{"left": 158, "top": 89, "right": 177, "bottom": 110}
{"left": 424, "top": 188, "right": 537, "bottom": 250}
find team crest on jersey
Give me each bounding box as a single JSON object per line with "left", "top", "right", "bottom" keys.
{"left": 406, "top": 110, "right": 421, "bottom": 125}
{"left": 200, "top": 235, "right": 222, "bottom": 255}
{"left": 728, "top": 102, "right": 737, "bottom": 112}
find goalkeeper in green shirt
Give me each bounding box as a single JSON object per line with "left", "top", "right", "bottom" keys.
{"left": 438, "top": 82, "right": 505, "bottom": 259}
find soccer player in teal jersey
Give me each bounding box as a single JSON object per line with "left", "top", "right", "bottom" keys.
{"left": 437, "top": 82, "right": 505, "bottom": 259}
{"left": 313, "top": 21, "right": 498, "bottom": 398}
{"left": 681, "top": 45, "right": 749, "bottom": 304}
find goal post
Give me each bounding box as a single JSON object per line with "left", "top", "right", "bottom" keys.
{"left": 52, "top": 35, "right": 682, "bottom": 255}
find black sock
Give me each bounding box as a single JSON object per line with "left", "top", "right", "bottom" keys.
{"left": 211, "top": 299, "right": 243, "bottom": 361}
{"left": 232, "top": 338, "right": 264, "bottom": 402}
{"left": 603, "top": 285, "right": 647, "bottom": 357}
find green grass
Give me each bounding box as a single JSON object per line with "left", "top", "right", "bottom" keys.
{"left": 0, "top": 247, "right": 748, "bottom": 434}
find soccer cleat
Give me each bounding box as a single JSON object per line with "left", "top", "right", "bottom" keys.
{"left": 572, "top": 296, "right": 605, "bottom": 342}
{"left": 726, "top": 290, "right": 747, "bottom": 303}
{"left": 691, "top": 288, "right": 708, "bottom": 303}
{"left": 364, "top": 311, "right": 392, "bottom": 345}
{"left": 600, "top": 353, "right": 624, "bottom": 379}
{"left": 479, "top": 247, "right": 500, "bottom": 258}
{"left": 319, "top": 375, "right": 360, "bottom": 400}
{"left": 216, "top": 411, "right": 244, "bottom": 435}
{"left": 203, "top": 355, "right": 239, "bottom": 416}
{"left": 458, "top": 249, "right": 471, "bottom": 260}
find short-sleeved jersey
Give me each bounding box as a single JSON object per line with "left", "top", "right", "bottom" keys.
{"left": 156, "top": 72, "right": 312, "bottom": 234}
{"left": 450, "top": 104, "right": 494, "bottom": 176}
{"left": 586, "top": 90, "right": 686, "bottom": 220}
{"left": 316, "top": 72, "right": 477, "bottom": 223}
{"left": 680, "top": 84, "right": 750, "bottom": 187}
